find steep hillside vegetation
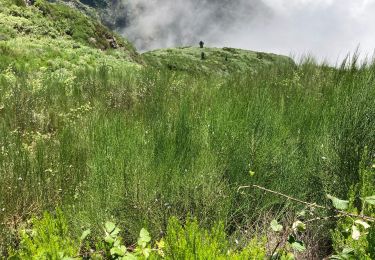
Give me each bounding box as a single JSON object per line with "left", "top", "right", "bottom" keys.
{"left": 0, "top": 0, "right": 140, "bottom": 73}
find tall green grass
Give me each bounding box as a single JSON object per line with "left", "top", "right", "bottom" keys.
{"left": 0, "top": 57, "right": 374, "bottom": 254}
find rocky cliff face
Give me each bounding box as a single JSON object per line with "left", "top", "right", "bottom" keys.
{"left": 59, "top": 0, "right": 128, "bottom": 30}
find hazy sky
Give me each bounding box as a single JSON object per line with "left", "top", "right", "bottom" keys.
{"left": 121, "top": 0, "right": 375, "bottom": 64}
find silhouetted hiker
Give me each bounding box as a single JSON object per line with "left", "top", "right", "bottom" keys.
{"left": 199, "top": 41, "right": 204, "bottom": 48}
{"left": 201, "top": 52, "right": 206, "bottom": 60}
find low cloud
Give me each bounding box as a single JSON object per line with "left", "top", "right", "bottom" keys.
{"left": 120, "top": 0, "right": 375, "bottom": 63}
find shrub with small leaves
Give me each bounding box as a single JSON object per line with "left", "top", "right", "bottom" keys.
{"left": 164, "top": 217, "right": 266, "bottom": 259}
{"left": 7, "top": 209, "right": 77, "bottom": 259}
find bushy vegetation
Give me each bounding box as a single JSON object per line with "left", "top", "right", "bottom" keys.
{"left": 8, "top": 209, "right": 77, "bottom": 259}
{"left": 164, "top": 217, "right": 267, "bottom": 259}
{"left": 1, "top": 1, "right": 375, "bottom": 259}
{"left": 7, "top": 212, "right": 267, "bottom": 259}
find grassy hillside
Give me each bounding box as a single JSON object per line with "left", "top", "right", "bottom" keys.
{"left": 142, "top": 46, "right": 295, "bottom": 74}
{"left": 1, "top": 1, "right": 375, "bottom": 259}
{"left": 0, "top": 0, "right": 140, "bottom": 72}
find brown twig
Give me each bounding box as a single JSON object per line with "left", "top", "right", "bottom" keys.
{"left": 304, "top": 215, "right": 343, "bottom": 224}
{"left": 270, "top": 240, "right": 282, "bottom": 257}
{"left": 238, "top": 185, "right": 375, "bottom": 222}
{"left": 239, "top": 185, "right": 325, "bottom": 209}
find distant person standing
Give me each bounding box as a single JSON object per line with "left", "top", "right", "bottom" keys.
{"left": 199, "top": 41, "right": 204, "bottom": 48}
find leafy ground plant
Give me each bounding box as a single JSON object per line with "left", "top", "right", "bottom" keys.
{"left": 8, "top": 213, "right": 160, "bottom": 259}
{"left": 98, "top": 221, "right": 158, "bottom": 259}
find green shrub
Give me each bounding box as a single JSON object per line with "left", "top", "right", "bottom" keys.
{"left": 165, "top": 217, "right": 228, "bottom": 259}
{"left": 164, "top": 217, "right": 266, "bottom": 259}
{"left": 8, "top": 209, "right": 77, "bottom": 259}
{"left": 228, "top": 239, "right": 267, "bottom": 259}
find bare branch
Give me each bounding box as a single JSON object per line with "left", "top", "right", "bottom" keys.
{"left": 238, "top": 185, "right": 375, "bottom": 222}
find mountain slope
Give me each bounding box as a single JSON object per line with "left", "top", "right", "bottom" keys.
{"left": 142, "top": 46, "right": 295, "bottom": 75}
{"left": 0, "top": 0, "right": 141, "bottom": 72}
{"left": 0, "top": 0, "right": 295, "bottom": 76}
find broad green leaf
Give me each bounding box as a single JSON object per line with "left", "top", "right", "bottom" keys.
{"left": 270, "top": 219, "right": 283, "bottom": 232}
{"left": 327, "top": 194, "right": 349, "bottom": 210}
{"left": 111, "top": 227, "right": 121, "bottom": 236}
{"left": 292, "top": 221, "right": 306, "bottom": 232}
{"left": 351, "top": 225, "right": 360, "bottom": 240}
{"left": 291, "top": 241, "right": 306, "bottom": 252}
{"left": 104, "top": 235, "right": 115, "bottom": 244}
{"left": 110, "top": 246, "right": 126, "bottom": 257}
{"left": 105, "top": 221, "right": 116, "bottom": 233}
{"left": 80, "top": 229, "right": 91, "bottom": 241}
{"left": 288, "top": 236, "right": 305, "bottom": 252}
{"left": 142, "top": 248, "right": 151, "bottom": 258}
{"left": 140, "top": 228, "right": 151, "bottom": 242}
{"left": 120, "top": 246, "right": 127, "bottom": 254}
{"left": 123, "top": 253, "right": 137, "bottom": 260}
{"left": 138, "top": 228, "right": 151, "bottom": 247}
{"left": 297, "top": 210, "right": 306, "bottom": 218}
{"left": 114, "top": 239, "right": 121, "bottom": 247}
{"left": 331, "top": 247, "right": 355, "bottom": 259}
{"left": 363, "top": 195, "right": 375, "bottom": 205}
{"left": 342, "top": 247, "right": 355, "bottom": 254}
{"left": 354, "top": 220, "right": 370, "bottom": 229}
